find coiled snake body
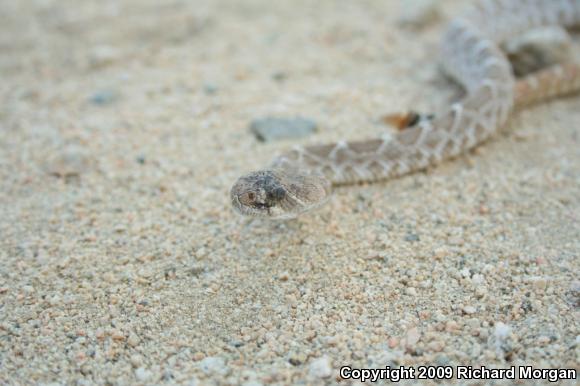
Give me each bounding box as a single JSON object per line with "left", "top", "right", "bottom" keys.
{"left": 231, "top": 0, "right": 580, "bottom": 219}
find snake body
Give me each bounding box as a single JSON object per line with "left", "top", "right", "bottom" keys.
{"left": 231, "top": 0, "right": 580, "bottom": 219}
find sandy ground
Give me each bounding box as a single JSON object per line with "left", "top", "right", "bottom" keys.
{"left": 1, "top": 0, "right": 579, "bottom": 384}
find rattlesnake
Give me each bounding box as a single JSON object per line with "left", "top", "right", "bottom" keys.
{"left": 231, "top": 0, "right": 580, "bottom": 219}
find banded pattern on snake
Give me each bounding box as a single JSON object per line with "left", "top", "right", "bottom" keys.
{"left": 231, "top": 0, "right": 580, "bottom": 219}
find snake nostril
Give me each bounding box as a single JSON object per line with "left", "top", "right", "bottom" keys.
{"left": 272, "top": 187, "right": 286, "bottom": 200}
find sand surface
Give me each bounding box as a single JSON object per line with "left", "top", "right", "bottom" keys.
{"left": 1, "top": 0, "right": 579, "bottom": 384}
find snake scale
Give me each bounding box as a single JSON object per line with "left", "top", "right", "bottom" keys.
{"left": 231, "top": 0, "right": 580, "bottom": 219}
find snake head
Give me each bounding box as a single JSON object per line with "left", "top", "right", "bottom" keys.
{"left": 230, "top": 169, "right": 331, "bottom": 219}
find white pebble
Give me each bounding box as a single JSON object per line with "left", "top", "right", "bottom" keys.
{"left": 471, "top": 274, "right": 485, "bottom": 285}
{"left": 127, "top": 333, "right": 141, "bottom": 347}
{"left": 130, "top": 354, "right": 143, "bottom": 367}
{"left": 135, "top": 367, "right": 152, "bottom": 381}
{"left": 309, "top": 356, "right": 332, "bottom": 378}
{"left": 398, "top": 0, "right": 440, "bottom": 29}
{"left": 494, "top": 322, "right": 511, "bottom": 339}
{"left": 463, "top": 306, "right": 477, "bottom": 315}
{"left": 199, "top": 356, "right": 227, "bottom": 375}
{"left": 45, "top": 145, "right": 91, "bottom": 177}
{"left": 404, "top": 327, "right": 421, "bottom": 348}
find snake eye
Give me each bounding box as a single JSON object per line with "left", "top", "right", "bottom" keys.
{"left": 239, "top": 191, "right": 256, "bottom": 205}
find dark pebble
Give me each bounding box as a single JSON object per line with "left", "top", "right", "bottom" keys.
{"left": 405, "top": 233, "right": 420, "bottom": 242}
{"left": 89, "top": 90, "right": 117, "bottom": 105}
{"left": 250, "top": 116, "right": 317, "bottom": 142}
{"left": 203, "top": 83, "right": 218, "bottom": 95}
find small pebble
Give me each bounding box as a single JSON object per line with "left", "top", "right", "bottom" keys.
{"left": 445, "top": 320, "right": 460, "bottom": 332}
{"left": 135, "top": 367, "right": 152, "bottom": 382}
{"left": 398, "top": 0, "right": 440, "bottom": 29}
{"left": 308, "top": 356, "right": 332, "bottom": 378}
{"left": 127, "top": 333, "right": 140, "bottom": 347}
{"left": 130, "top": 354, "right": 143, "bottom": 367}
{"left": 250, "top": 117, "right": 317, "bottom": 142}
{"left": 462, "top": 306, "right": 477, "bottom": 315}
{"left": 242, "top": 381, "right": 263, "bottom": 386}
{"left": 271, "top": 72, "right": 287, "bottom": 82}
{"left": 404, "top": 233, "right": 420, "bottom": 242}
{"left": 89, "top": 90, "right": 117, "bottom": 105}
{"left": 537, "top": 336, "right": 550, "bottom": 345}
{"left": 403, "top": 327, "right": 421, "bottom": 349}
{"left": 203, "top": 83, "right": 218, "bottom": 95}
{"left": 45, "top": 145, "right": 90, "bottom": 178}
{"left": 427, "top": 340, "right": 445, "bottom": 352}
{"left": 199, "top": 356, "right": 227, "bottom": 375}
{"left": 89, "top": 45, "right": 119, "bottom": 67}
{"left": 288, "top": 352, "right": 306, "bottom": 366}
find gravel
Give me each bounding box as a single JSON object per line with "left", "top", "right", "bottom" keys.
{"left": 1, "top": 0, "right": 579, "bottom": 384}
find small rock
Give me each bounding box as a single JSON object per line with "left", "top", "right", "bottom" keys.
{"left": 419, "top": 280, "right": 432, "bottom": 288}
{"left": 22, "top": 285, "right": 35, "bottom": 293}
{"left": 537, "top": 336, "right": 550, "bottom": 345}
{"left": 405, "top": 287, "right": 417, "bottom": 296}
{"left": 427, "top": 340, "right": 445, "bottom": 352}
{"left": 402, "top": 327, "right": 421, "bottom": 350}
{"left": 111, "top": 330, "right": 125, "bottom": 341}
{"left": 271, "top": 72, "right": 287, "bottom": 82}
{"left": 250, "top": 116, "right": 317, "bottom": 142}
{"left": 398, "top": 0, "right": 440, "bottom": 29}
{"left": 434, "top": 354, "right": 450, "bottom": 366}
{"left": 199, "top": 356, "right": 227, "bottom": 375}
{"left": 278, "top": 272, "right": 289, "bottom": 281}
{"left": 203, "top": 83, "right": 218, "bottom": 95}
{"left": 445, "top": 320, "right": 459, "bottom": 332}
{"left": 462, "top": 306, "right": 477, "bottom": 315}
{"left": 242, "top": 381, "right": 263, "bottom": 386}
{"left": 475, "top": 286, "right": 487, "bottom": 298}
{"left": 529, "top": 276, "right": 547, "bottom": 291}
{"left": 404, "top": 233, "right": 420, "bottom": 242}
{"left": 466, "top": 318, "right": 480, "bottom": 329}
{"left": 449, "top": 237, "right": 465, "bottom": 246}
{"left": 186, "top": 378, "right": 200, "bottom": 386}
{"left": 89, "top": 90, "right": 117, "bottom": 105}
{"left": 288, "top": 352, "right": 306, "bottom": 366}
{"left": 460, "top": 268, "right": 471, "bottom": 278}
{"left": 471, "top": 274, "right": 485, "bottom": 285}
{"left": 80, "top": 364, "right": 92, "bottom": 375}
{"left": 493, "top": 322, "right": 511, "bottom": 339}
{"left": 45, "top": 145, "right": 90, "bottom": 178}
{"left": 130, "top": 354, "right": 143, "bottom": 367}
{"left": 309, "top": 356, "right": 332, "bottom": 378}
{"left": 433, "top": 247, "right": 447, "bottom": 260}
{"left": 505, "top": 26, "right": 572, "bottom": 76}
{"left": 135, "top": 367, "right": 152, "bottom": 382}
{"left": 89, "top": 45, "right": 119, "bottom": 68}
{"left": 489, "top": 322, "right": 513, "bottom": 354}
{"left": 127, "top": 333, "right": 140, "bottom": 347}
